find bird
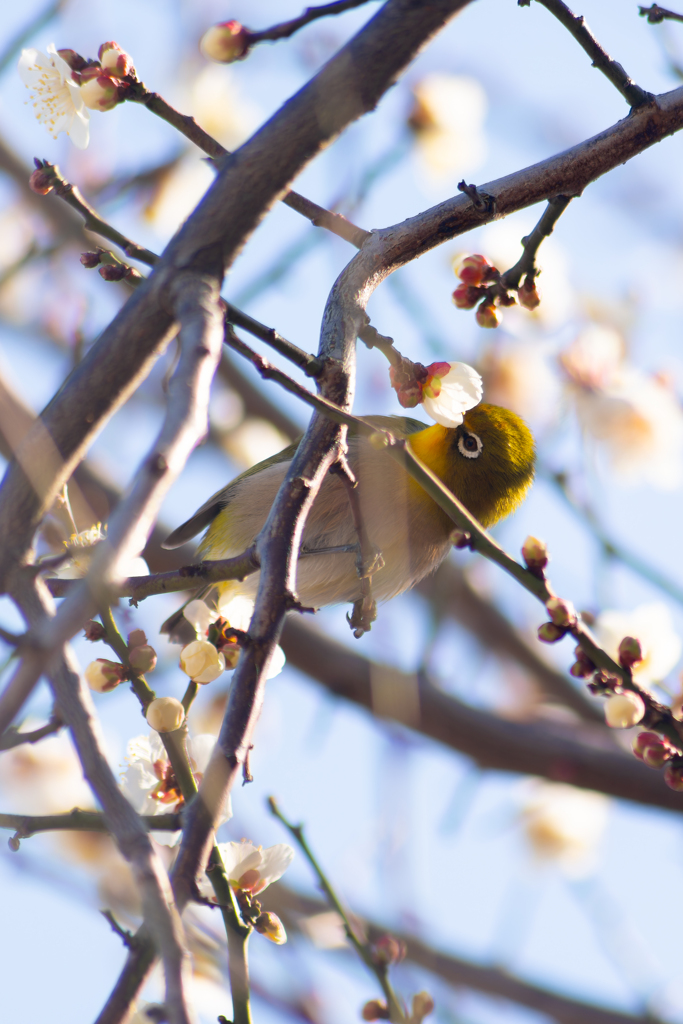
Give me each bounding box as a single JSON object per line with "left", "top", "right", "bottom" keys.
{"left": 162, "top": 404, "right": 535, "bottom": 618}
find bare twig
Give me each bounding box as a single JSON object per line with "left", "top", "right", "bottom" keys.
{"left": 225, "top": 304, "right": 323, "bottom": 377}
{"left": 519, "top": 0, "right": 652, "bottom": 107}
{"left": 0, "top": 809, "right": 181, "bottom": 839}
{"left": 246, "top": 0, "right": 379, "bottom": 45}
{"left": 0, "top": 715, "right": 62, "bottom": 751}
{"left": 639, "top": 3, "right": 683, "bottom": 23}
{"left": 499, "top": 194, "right": 573, "bottom": 290}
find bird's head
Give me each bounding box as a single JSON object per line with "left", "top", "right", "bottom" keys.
{"left": 408, "top": 402, "right": 536, "bottom": 527}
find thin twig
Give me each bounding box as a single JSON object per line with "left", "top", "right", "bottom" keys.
{"left": 247, "top": 0, "right": 378, "bottom": 44}
{"left": 225, "top": 304, "right": 323, "bottom": 377}
{"left": 519, "top": 0, "right": 651, "bottom": 107}
{"left": 0, "top": 715, "right": 62, "bottom": 751}
{"left": 499, "top": 194, "right": 573, "bottom": 290}
{"left": 639, "top": 4, "right": 683, "bottom": 23}
{"left": 269, "top": 797, "right": 405, "bottom": 1021}
{"left": 0, "top": 809, "right": 181, "bottom": 839}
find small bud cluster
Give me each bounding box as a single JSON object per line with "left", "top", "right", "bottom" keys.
{"left": 451, "top": 254, "right": 542, "bottom": 328}
{"left": 200, "top": 21, "right": 251, "bottom": 63}
{"left": 388, "top": 357, "right": 431, "bottom": 409}
{"left": 537, "top": 597, "right": 577, "bottom": 645}
{"left": 84, "top": 623, "right": 157, "bottom": 695}
{"left": 64, "top": 42, "right": 134, "bottom": 113}
{"left": 80, "top": 248, "right": 141, "bottom": 283}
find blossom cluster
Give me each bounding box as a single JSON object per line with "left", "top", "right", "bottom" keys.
{"left": 451, "top": 254, "right": 540, "bottom": 329}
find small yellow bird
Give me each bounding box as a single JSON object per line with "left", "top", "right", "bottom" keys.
{"left": 163, "top": 404, "right": 535, "bottom": 611}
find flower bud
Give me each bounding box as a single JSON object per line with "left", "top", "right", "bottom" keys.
{"left": 80, "top": 251, "right": 102, "bottom": 268}
{"left": 83, "top": 619, "right": 107, "bottom": 642}
{"left": 618, "top": 636, "right": 644, "bottom": 669}
{"left": 522, "top": 536, "right": 548, "bottom": 572}
{"left": 537, "top": 622, "right": 566, "bottom": 643}
{"left": 475, "top": 301, "right": 500, "bottom": 329}
{"left": 569, "top": 648, "right": 595, "bottom": 678}
{"left": 179, "top": 639, "right": 226, "bottom": 683}
{"left": 451, "top": 283, "right": 484, "bottom": 309}
{"left": 98, "top": 42, "right": 133, "bottom": 76}
{"left": 146, "top": 696, "right": 184, "bottom": 733}
{"left": 128, "top": 644, "right": 157, "bottom": 674}
{"left": 518, "top": 275, "right": 540, "bottom": 310}
{"left": 664, "top": 763, "right": 683, "bottom": 791}
{"left": 372, "top": 935, "right": 406, "bottom": 966}
{"left": 604, "top": 691, "right": 645, "bottom": 729}
{"left": 546, "top": 597, "right": 577, "bottom": 629}
{"left": 99, "top": 263, "right": 126, "bottom": 282}
{"left": 450, "top": 529, "right": 472, "bottom": 550}
{"left": 128, "top": 628, "right": 147, "bottom": 648}
{"left": 632, "top": 730, "right": 674, "bottom": 768}
{"left": 200, "top": 20, "right": 250, "bottom": 63}
{"left": 254, "top": 911, "right": 287, "bottom": 944}
{"left": 361, "top": 1001, "right": 390, "bottom": 1021}
{"left": 29, "top": 167, "right": 53, "bottom": 195}
{"left": 57, "top": 48, "right": 88, "bottom": 71}
{"left": 85, "top": 658, "right": 126, "bottom": 693}
{"left": 457, "top": 254, "right": 493, "bottom": 287}
{"left": 411, "top": 992, "right": 435, "bottom": 1021}
{"left": 79, "top": 68, "right": 123, "bottom": 112}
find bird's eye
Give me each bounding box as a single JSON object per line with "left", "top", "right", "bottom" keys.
{"left": 457, "top": 431, "right": 483, "bottom": 459}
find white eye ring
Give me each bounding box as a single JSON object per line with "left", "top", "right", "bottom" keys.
{"left": 458, "top": 431, "right": 483, "bottom": 459}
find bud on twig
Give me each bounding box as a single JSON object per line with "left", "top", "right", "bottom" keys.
{"left": 545, "top": 597, "right": 577, "bottom": 629}
{"left": 83, "top": 619, "right": 107, "bottom": 642}
{"left": 450, "top": 529, "right": 472, "bottom": 550}
{"left": 371, "top": 934, "right": 407, "bottom": 966}
{"left": 80, "top": 251, "right": 102, "bottom": 268}
{"left": 361, "top": 1001, "right": 390, "bottom": 1021}
{"left": 518, "top": 274, "right": 540, "bottom": 310}
{"left": 618, "top": 636, "right": 644, "bottom": 669}
{"left": 537, "top": 622, "right": 566, "bottom": 643}
{"left": 604, "top": 691, "right": 645, "bottom": 729}
{"left": 29, "top": 165, "right": 54, "bottom": 195}
{"left": 254, "top": 911, "right": 287, "bottom": 944}
{"left": 98, "top": 42, "right": 134, "bottom": 76}
{"left": 475, "top": 301, "right": 500, "bottom": 329}
{"left": 128, "top": 644, "right": 157, "bottom": 674}
{"left": 522, "top": 536, "right": 548, "bottom": 573}
{"left": 200, "top": 21, "right": 251, "bottom": 63}
{"left": 664, "top": 762, "right": 683, "bottom": 791}
{"left": 632, "top": 730, "right": 675, "bottom": 769}
{"left": 85, "top": 659, "right": 126, "bottom": 693}
{"left": 146, "top": 696, "right": 184, "bottom": 733}
{"left": 411, "top": 991, "right": 435, "bottom": 1022}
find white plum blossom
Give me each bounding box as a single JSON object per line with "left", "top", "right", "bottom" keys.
{"left": 211, "top": 840, "right": 294, "bottom": 895}
{"left": 519, "top": 780, "right": 608, "bottom": 876}
{"left": 120, "top": 731, "right": 231, "bottom": 845}
{"left": 409, "top": 74, "right": 487, "bottom": 180}
{"left": 18, "top": 44, "right": 89, "bottom": 148}
{"left": 594, "top": 602, "right": 682, "bottom": 690}
{"left": 43, "top": 523, "right": 149, "bottom": 580}
{"left": 421, "top": 361, "right": 483, "bottom": 428}
{"left": 562, "top": 325, "right": 683, "bottom": 488}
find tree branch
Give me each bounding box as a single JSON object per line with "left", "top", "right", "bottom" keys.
{"left": 246, "top": 0, "right": 379, "bottom": 45}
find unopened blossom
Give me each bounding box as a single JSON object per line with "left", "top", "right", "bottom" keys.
{"left": 408, "top": 74, "right": 487, "bottom": 179}
{"left": 98, "top": 41, "right": 133, "bottom": 76}
{"left": 18, "top": 44, "right": 89, "bottom": 148}
{"left": 85, "top": 658, "right": 126, "bottom": 693}
{"left": 562, "top": 325, "right": 683, "bottom": 488}
{"left": 254, "top": 911, "right": 287, "bottom": 944}
{"left": 594, "top": 603, "right": 682, "bottom": 689}
{"left": 522, "top": 536, "right": 548, "bottom": 572}
{"left": 121, "top": 731, "right": 230, "bottom": 845}
{"left": 604, "top": 691, "right": 645, "bottom": 729}
{"left": 180, "top": 639, "right": 225, "bottom": 684}
{"left": 420, "top": 362, "right": 483, "bottom": 428}
{"left": 520, "top": 780, "right": 608, "bottom": 875}
{"left": 146, "top": 696, "right": 184, "bottom": 733}
{"left": 185, "top": 595, "right": 286, "bottom": 678}
{"left": 200, "top": 20, "right": 250, "bottom": 63}
{"left": 79, "top": 67, "right": 123, "bottom": 112}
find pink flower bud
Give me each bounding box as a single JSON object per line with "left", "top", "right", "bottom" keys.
{"left": 664, "top": 763, "right": 683, "bottom": 791}
{"left": 128, "top": 628, "right": 147, "bottom": 648}
{"left": 518, "top": 275, "right": 540, "bottom": 310}
{"left": 254, "top": 911, "right": 287, "bottom": 944}
{"left": 57, "top": 49, "right": 87, "bottom": 72}
{"left": 632, "top": 731, "right": 674, "bottom": 768}
{"left": 604, "top": 691, "right": 645, "bottom": 729}
{"left": 98, "top": 42, "right": 133, "bottom": 76}
{"left": 546, "top": 597, "right": 577, "bottom": 629}
{"left": 475, "top": 301, "right": 500, "bottom": 329}
{"left": 29, "top": 166, "right": 54, "bottom": 195}
{"left": 362, "top": 1001, "right": 390, "bottom": 1021}
{"left": 80, "top": 251, "right": 102, "bottom": 268}
{"left": 618, "top": 636, "right": 644, "bottom": 669}
{"left": 99, "top": 264, "right": 126, "bottom": 282}
{"left": 450, "top": 529, "right": 472, "bottom": 550}
{"left": 79, "top": 68, "right": 123, "bottom": 111}
{"left": 83, "top": 619, "right": 107, "bottom": 642}
{"left": 146, "top": 696, "right": 184, "bottom": 733}
{"left": 569, "top": 648, "right": 595, "bottom": 678}
{"left": 372, "top": 935, "right": 407, "bottom": 966}
{"left": 452, "top": 283, "right": 485, "bottom": 309}
{"left": 128, "top": 644, "right": 157, "bottom": 674}
{"left": 522, "top": 535, "right": 548, "bottom": 572}
{"left": 200, "top": 20, "right": 250, "bottom": 63}
{"left": 537, "top": 622, "right": 566, "bottom": 643}
{"left": 457, "top": 254, "right": 493, "bottom": 287}
{"left": 85, "top": 658, "right": 126, "bottom": 693}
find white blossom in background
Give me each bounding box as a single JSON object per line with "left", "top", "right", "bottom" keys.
{"left": 478, "top": 341, "right": 560, "bottom": 425}
{"left": 421, "top": 362, "right": 483, "bottom": 428}
{"left": 18, "top": 45, "right": 89, "bottom": 148}
{"left": 120, "top": 731, "right": 231, "bottom": 845}
{"left": 221, "top": 416, "right": 291, "bottom": 468}
{"left": 190, "top": 64, "right": 261, "bottom": 149}
{"left": 409, "top": 74, "right": 487, "bottom": 180}
{"left": 594, "top": 603, "right": 682, "bottom": 690}
{"left": 562, "top": 325, "right": 683, "bottom": 488}
{"left": 519, "top": 780, "right": 608, "bottom": 876}
{"left": 0, "top": 730, "right": 94, "bottom": 813}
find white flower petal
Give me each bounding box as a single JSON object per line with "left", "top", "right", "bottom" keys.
{"left": 18, "top": 44, "right": 90, "bottom": 148}
{"left": 218, "top": 840, "right": 263, "bottom": 878}
{"left": 257, "top": 843, "right": 294, "bottom": 886}
{"left": 265, "top": 644, "right": 286, "bottom": 679}
{"left": 184, "top": 599, "right": 217, "bottom": 634}
{"left": 217, "top": 594, "right": 255, "bottom": 631}
{"left": 422, "top": 362, "right": 483, "bottom": 428}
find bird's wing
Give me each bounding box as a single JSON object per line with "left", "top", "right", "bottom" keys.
{"left": 162, "top": 439, "right": 302, "bottom": 549}
{"left": 161, "top": 416, "right": 429, "bottom": 549}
